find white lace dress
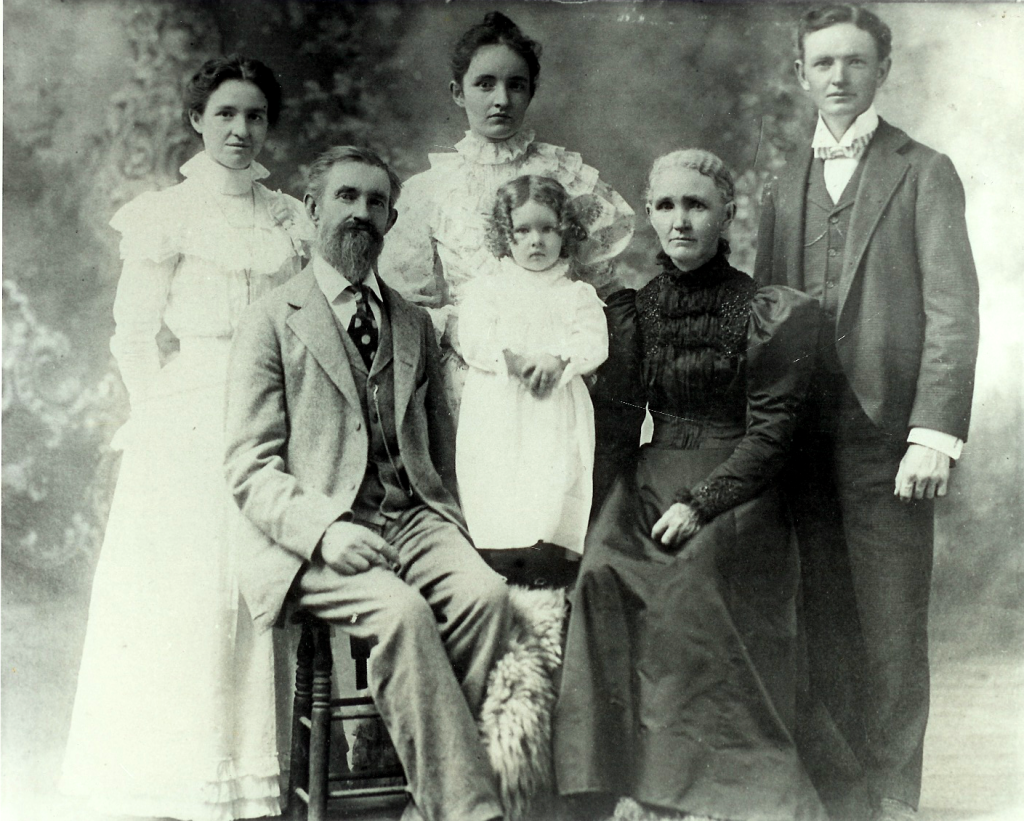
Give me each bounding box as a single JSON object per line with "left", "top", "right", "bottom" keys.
{"left": 377, "top": 129, "right": 634, "bottom": 413}
{"left": 61, "top": 152, "right": 312, "bottom": 821}
{"left": 456, "top": 257, "right": 608, "bottom": 555}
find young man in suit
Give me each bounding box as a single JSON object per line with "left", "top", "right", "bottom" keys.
{"left": 755, "top": 6, "right": 979, "bottom": 821}
{"left": 224, "top": 145, "right": 509, "bottom": 821}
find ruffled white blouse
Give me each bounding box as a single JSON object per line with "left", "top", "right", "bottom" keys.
{"left": 108, "top": 152, "right": 313, "bottom": 405}
{"left": 378, "top": 129, "right": 635, "bottom": 340}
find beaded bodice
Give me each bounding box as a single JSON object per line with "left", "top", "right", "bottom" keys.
{"left": 636, "top": 252, "right": 759, "bottom": 445}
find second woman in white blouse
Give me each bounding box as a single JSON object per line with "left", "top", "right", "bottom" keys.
{"left": 378, "top": 11, "right": 633, "bottom": 415}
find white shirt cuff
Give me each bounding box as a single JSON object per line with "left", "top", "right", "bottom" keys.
{"left": 907, "top": 428, "right": 963, "bottom": 460}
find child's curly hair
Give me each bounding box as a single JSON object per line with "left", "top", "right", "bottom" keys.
{"left": 486, "top": 175, "right": 587, "bottom": 261}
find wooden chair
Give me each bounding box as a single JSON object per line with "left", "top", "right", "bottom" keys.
{"left": 288, "top": 614, "right": 407, "bottom": 820}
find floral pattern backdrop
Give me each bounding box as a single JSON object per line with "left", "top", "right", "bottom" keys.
{"left": 3, "top": 0, "right": 417, "bottom": 596}
{"left": 3, "top": 2, "right": 1022, "bottom": 819}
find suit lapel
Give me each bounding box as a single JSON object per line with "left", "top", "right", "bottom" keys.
{"left": 777, "top": 144, "right": 813, "bottom": 290}
{"left": 840, "top": 120, "right": 911, "bottom": 312}
{"left": 286, "top": 273, "right": 361, "bottom": 411}
{"left": 380, "top": 281, "right": 418, "bottom": 431}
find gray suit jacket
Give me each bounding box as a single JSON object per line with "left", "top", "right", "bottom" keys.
{"left": 224, "top": 267, "right": 465, "bottom": 631}
{"left": 754, "top": 119, "right": 979, "bottom": 441}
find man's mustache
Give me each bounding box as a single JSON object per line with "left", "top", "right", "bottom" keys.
{"left": 333, "top": 219, "right": 383, "bottom": 244}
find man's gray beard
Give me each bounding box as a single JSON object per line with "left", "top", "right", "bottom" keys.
{"left": 319, "top": 224, "right": 382, "bottom": 278}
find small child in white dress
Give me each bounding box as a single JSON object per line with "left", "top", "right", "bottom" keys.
{"left": 456, "top": 175, "right": 609, "bottom": 587}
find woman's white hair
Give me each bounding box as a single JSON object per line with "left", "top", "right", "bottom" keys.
{"left": 645, "top": 148, "right": 735, "bottom": 205}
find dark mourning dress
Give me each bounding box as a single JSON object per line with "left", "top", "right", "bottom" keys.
{"left": 554, "top": 252, "right": 826, "bottom": 821}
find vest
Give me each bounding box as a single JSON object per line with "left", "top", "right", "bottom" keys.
{"left": 802, "top": 156, "right": 866, "bottom": 373}
{"left": 332, "top": 303, "right": 414, "bottom": 526}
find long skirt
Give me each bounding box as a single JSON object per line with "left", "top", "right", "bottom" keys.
{"left": 61, "top": 338, "right": 282, "bottom": 821}
{"left": 554, "top": 443, "right": 826, "bottom": 821}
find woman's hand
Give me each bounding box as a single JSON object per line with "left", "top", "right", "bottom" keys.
{"left": 443, "top": 312, "right": 460, "bottom": 348}
{"left": 520, "top": 353, "right": 568, "bottom": 398}
{"left": 651, "top": 502, "right": 702, "bottom": 551}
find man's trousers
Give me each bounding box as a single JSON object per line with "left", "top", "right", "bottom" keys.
{"left": 787, "top": 374, "right": 934, "bottom": 816}
{"left": 295, "top": 506, "right": 510, "bottom": 821}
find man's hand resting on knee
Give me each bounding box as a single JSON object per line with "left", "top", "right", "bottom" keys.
{"left": 318, "top": 522, "right": 399, "bottom": 575}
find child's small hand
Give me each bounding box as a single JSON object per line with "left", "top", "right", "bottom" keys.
{"left": 521, "top": 353, "right": 568, "bottom": 399}
{"left": 503, "top": 348, "right": 527, "bottom": 380}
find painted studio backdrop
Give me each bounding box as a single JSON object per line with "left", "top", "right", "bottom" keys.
{"left": 2, "top": 2, "right": 1022, "bottom": 820}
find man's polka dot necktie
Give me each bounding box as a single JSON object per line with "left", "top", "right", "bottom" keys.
{"left": 347, "top": 283, "right": 378, "bottom": 369}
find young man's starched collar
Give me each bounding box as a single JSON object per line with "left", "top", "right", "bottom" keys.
{"left": 811, "top": 105, "right": 879, "bottom": 203}
{"left": 812, "top": 104, "right": 879, "bottom": 158}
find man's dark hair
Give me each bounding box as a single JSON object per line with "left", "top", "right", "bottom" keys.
{"left": 798, "top": 5, "right": 893, "bottom": 62}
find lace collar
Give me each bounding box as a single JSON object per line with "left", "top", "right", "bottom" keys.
{"left": 499, "top": 254, "right": 570, "bottom": 284}
{"left": 180, "top": 151, "right": 270, "bottom": 195}
{"left": 454, "top": 129, "right": 536, "bottom": 166}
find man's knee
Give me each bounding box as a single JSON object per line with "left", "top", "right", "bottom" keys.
{"left": 372, "top": 583, "right": 438, "bottom": 644}
{"left": 466, "top": 566, "right": 511, "bottom": 621}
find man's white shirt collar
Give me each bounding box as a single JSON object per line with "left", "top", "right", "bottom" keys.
{"left": 812, "top": 105, "right": 879, "bottom": 151}
{"left": 312, "top": 254, "right": 383, "bottom": 304}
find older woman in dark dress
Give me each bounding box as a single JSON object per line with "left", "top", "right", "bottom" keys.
{"left": 554, "top": 149, "right": 826, "bottom": 821}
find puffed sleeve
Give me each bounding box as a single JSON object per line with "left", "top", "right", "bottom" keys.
{"left": 108, "top": 193, "right": 178, "bottom": 407}
{"left": 263, "top": 187, "right": 316, "bottom": 263}
{"left": 534, "top": 143, "right": 636, "bottom": 298}
{"left": 457, "top": 278, "right": 505, "bottom": 375}
{"left": 558, "top": 281, "right": 609, "bottom": 385}
{"left": 377, "top": 171, "right": 451, "bottom": 338}
{"left": 590, "top": 288, "right": 647, "bottom": 508}
{"left": 682, "top": 286, "right": 820, "bottom": 524}
{"left": 575, "top": 177, "right": 636, "bottom": 268}
{"left": 571, "top": 175, "right": 635, "bottom": 299}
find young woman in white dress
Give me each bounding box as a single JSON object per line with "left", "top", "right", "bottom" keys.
{"left": 377, "top": 11, "right": 634, "bottom": 416}
{"left": 61, "top": 56, "right": 311, "bottom": 821}
{"left": 457, "top": 175, "right": 608, "bottom": 588}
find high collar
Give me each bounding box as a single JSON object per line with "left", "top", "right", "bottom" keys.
{"left": 812, "top": 105, "right": 879, "bottom": 150}
{"left": 657, "top": 248, "right": 734, "bottom": 288}
{"left": 499, "top": 254, "right": 570, "bottom": 284}
{"left": 180, "top": 151, "right": 269, "bottom": 195}
{"left": 454, "top": 129, "right": 535, "bottom": 166}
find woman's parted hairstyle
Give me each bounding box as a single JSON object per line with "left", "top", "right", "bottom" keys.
{"left": 798, "top": 5, "right": 892, "bottom": 62}
{"left": 645, "top": 149, "right": 736, "bottom": 206}
{"left": 305, "top": 145, "right": 402, "bottom": 210}
{"left": 486, "top": 175, "right": 586, "bottom": 261}
{"left": 450, "top": 12, "right": 542, "bottom": 98}
{"left": 183, "top": 54, "right": 283, "bottom": 130}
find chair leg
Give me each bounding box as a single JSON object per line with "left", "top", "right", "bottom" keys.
{"left": 350, "top": 635, "right": 371, "bottom": 691}
{"left": 288, "top": 621, "right": 315, "bottom": 820}
{"left": 308, "top": 622, "right": 334, "bottom": 821}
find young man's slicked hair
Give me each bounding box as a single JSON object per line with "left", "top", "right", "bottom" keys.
{"left": 797, "top": 4, "right": 893, "bottom": 61}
